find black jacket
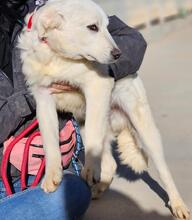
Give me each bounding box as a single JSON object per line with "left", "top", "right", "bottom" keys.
{"left": 95, "top": 15, "right": 147, "bottom": 80}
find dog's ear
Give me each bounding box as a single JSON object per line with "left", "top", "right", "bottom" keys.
{"left": 36, "top": 7, "right": 64, "bottom": 38}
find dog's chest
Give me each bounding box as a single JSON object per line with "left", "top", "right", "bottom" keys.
{"left": 40, "top": 60, "right": 92, "bottom": 88}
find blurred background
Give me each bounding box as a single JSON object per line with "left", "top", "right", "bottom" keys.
{"left": 95, "top": 0, "right": 192, "bottom": 41}
{"left": 85, "top": 0, "right": 192, "bottom": 219}
{"left": 95, "top": 0, "right": 192, "bottom": 28}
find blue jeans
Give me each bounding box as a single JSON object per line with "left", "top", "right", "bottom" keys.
{"left": 0, "top": 173, "right": 91, "bottom": 220}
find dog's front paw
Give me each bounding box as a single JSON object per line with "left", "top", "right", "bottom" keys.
{"left": 81, "top": 158, "right": 100, "bottom": 187}
{"left": 169, "top": 198, "right": 190, "bottom": 220}
{"left": 91, "top": 170, "right": 114, "bottom": 199}
{"left": 91, "top": 180, "right": 112, "bottom": 199}
{"left": 41, "top": 166, "right": 63, "bottom": 193}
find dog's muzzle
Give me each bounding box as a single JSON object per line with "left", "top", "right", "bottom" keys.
{"left": 111, "top": 48, "right": 121, "bottom": 60}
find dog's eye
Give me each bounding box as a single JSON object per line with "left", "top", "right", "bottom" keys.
{"left": 87, "top": 24, "right": 99, "bottom": 32}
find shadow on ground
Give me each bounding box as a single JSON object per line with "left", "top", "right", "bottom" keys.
{"left": 85, "top": 144, "right": 173, "bottom": 220}
{"left": 84, "top": 189, "right": 172, "bottom": 220}
{"left": 113, "top": 143, "right": 170, "bottom": 207}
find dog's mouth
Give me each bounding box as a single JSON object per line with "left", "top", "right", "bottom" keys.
{"left": 84, "top": 54, "right": 97, "bottom": 61}
{"left": 84, "top": 54, "right": 118, "bottom": 64}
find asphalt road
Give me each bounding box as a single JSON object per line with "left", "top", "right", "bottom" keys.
{"left": 84, "top": 16, "right": 192, "bottom": 220}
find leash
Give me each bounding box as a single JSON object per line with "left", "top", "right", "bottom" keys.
{"left": 71, "top": 119, "right": 84, "bottom": 176}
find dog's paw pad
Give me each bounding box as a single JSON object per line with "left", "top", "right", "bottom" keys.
{"left": 41, "top": 167, "right": 63, "bottom": 193}
{"left": 170, "top": 200, "right": 190, "bottom": 220}
{"left": 81, "top": 167, "right": 94, "bottom": 186}
{"left": 81, "top": 165, "right": 100, "bottom": 187}
{"left": 91, "top": 182, "right": 110, "bottom": 199}
{"left": 172, "top": 206, "right": 190, "bottom": 220}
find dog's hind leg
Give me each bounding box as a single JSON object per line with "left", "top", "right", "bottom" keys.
{"left": 110, "top": 107, "right": 148, "bottom": 173}
{"left": 117, "top": 127, "right": 148, "bottom": 173}
{"left": 113, "top": 76, "right": 190, "bottom": 220}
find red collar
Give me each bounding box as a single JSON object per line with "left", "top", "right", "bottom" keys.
{"left": 27, "top": 10, "right": 48, "bottom": 44}
{"left": 27, "top": 7, "right": 37, "bottom": 31}
{"left": 27, "top": 14, "right": 33, "bottom": 30}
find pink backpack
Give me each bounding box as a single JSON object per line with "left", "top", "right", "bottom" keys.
{"left": 1, "top": 119, "right": 77, "bottom": 196}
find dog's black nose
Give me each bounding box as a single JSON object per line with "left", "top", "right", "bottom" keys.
{"left": 111, "top": 48, "right": 121, "bottom": 60}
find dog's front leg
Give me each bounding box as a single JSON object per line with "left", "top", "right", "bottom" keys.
{"left": 115, "top": 77, "right": 190, "bottom": 219}
{"left": 91, "top": 130, "right": 117, "bottom": 199}
{"left": 33, "top": 87, "right": 62, "bottom": 193}
{"left": 81, "top": 76, "right": 114, "bottom": 186}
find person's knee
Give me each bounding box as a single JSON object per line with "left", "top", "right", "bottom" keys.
{"left": 62, "top": 174, "right": 91, "bottom": 217}
{"left": 36, "top": 174, "right": 91, "bottom": 219}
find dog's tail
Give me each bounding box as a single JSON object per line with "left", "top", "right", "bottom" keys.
{"left": 117, "top": 127, "right": 148, "bottom": 174}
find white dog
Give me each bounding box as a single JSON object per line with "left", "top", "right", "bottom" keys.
{"left": 19, "top": 0, "right": 190, "bottom": 219}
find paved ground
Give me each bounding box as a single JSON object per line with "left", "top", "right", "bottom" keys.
{"left": 84, "top": 16, "right": 192, "bottom": 220}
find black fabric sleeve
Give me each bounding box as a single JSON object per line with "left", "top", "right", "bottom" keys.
{"left": 0, "top": 71, "right": 35, "bottom": 144}
{"left": 92, "top": 15, "right": 147, "bottom": 81}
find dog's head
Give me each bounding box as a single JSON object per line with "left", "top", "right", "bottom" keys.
{"left": 32, "top": 0, "right": 121, "bottom": 64}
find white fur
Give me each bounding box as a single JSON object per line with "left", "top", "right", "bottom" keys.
{"left": 19, "top": 0, "right": 190, "bottom": 219}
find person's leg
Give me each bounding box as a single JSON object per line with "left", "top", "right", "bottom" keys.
{"left": 0, "top": 173, "right": 91, "bottom": 220}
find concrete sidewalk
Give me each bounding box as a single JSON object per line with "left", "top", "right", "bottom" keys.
{"left": 84, "top": 18, "right": 192, "bottom": 220}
